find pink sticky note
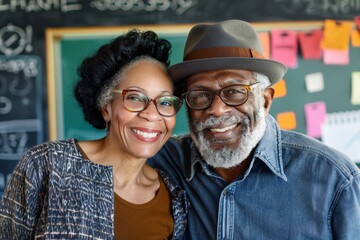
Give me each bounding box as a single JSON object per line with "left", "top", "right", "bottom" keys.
{"left": 304, "top": 101, "right": 327, "bottom": 138}
{"left": 271, "top": 30, "right": 298, "bottom": 68}
{"left": 355, "top": 16, "right": 360, "bottom": 29}
{"left": 323, "top": 49, "right": 349, "bottom": 65}
{"left": 298, "top": 30, "right": 323, "bottom": 59}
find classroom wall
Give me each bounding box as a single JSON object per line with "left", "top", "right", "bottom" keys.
{"left": 1, "top": 0, "right": 359, "bottom": 196}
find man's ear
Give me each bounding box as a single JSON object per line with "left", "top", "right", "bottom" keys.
{"left": 263, "top": 87, "right": 275, "bottom": 114}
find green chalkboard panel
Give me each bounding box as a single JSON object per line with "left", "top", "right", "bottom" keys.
{"left": 47, "top": 23, "right": 360, "bottom": 142}
{"left": 60, "top": 38, "right": 109, "bottom": 140}
{"left": 60, "top": 34, "right": 188, "bottom": 140}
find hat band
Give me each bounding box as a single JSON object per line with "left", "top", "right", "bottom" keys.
{"left": 184, "top": 47, "right": 264, "bottom": 61}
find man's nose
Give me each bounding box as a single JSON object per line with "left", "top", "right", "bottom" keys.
{"left": 205, "top": 95, "right": 233, "bottom": 117}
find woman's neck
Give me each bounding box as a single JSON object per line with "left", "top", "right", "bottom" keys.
{"left": 77, "top": 138, "right": 159, "bottom": 204}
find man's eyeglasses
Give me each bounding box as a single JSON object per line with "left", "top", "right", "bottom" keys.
{"left": 182, "top": 82, "right": 260, "bottom": 110}
{"left": 112, "top": 89, "right": 183, "bottom": 117}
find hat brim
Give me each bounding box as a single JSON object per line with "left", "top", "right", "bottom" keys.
{"left": 168, "top": 57, "right": 287, "bottom": 86}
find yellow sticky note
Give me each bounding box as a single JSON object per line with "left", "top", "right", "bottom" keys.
{"left": 273, "top": 79, "right": 287, "bottom": 98}
{"left": 277, "top": 112, "right": 297, "bottom": 130}
{"left": 321, "top": 19, "right": 352, "bottom": 50}
{"left": 351, "top": 30, "right": 360, "bottom": 47}
{"left": 351, "top": 72, "right": 360, "bottom": 105}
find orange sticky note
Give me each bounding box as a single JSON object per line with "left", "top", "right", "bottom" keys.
{"left": 273, "top": 79, "right": 287, "bottom": 98}
{"left": 351, "top": 30, "right": 360, "bottom": 47}
{"left": 298, "top": 30, "right": 323, "bottom": 59}
{"left": 271, "top": 30, "right": 298, "bottom": 68}
{"left": 277, "top": 112, "right": 297, "bottom": 130}
{"left": 258, "top": 32, "right": 270, "bottom": 59}
{"left": 321, "top": 19, "right": 352, "bottom": 50}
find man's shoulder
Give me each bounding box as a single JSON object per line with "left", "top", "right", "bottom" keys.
{"left": 280, "top": 130, "right": 359, "bottom": 175}
{"left": 149, "top": 135, "right": 192, "bottom": 170}
{"left": 167, "top": 134, "right": 192, "bottom": 145}
{"left": 148, "top": 135, "right": 193, "bottom": 184}
{"left": 281, "top": 129, "right": 345, "bottom": 157}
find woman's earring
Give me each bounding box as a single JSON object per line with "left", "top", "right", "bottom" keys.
{"left": 106, "top": 121, "right": 111, "bottom": 132}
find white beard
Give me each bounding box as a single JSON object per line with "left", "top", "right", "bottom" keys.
{"left": 190, "top": 107, "right": 267, "bottom": 169}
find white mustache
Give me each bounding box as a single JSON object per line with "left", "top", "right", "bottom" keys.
{"left": 193, "top": 115, "right": 243, "bottom": 132}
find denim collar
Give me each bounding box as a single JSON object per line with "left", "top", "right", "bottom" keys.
{"left": 186, "top": 115, "right": 287, "bottom": 182}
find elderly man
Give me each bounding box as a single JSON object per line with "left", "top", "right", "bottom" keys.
{"left": 149, "top": 19, "right": 360, "bottom": 239}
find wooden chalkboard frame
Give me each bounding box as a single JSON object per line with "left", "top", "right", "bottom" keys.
{"left": 45, "top": 24, "right": 193, "bottom": 140}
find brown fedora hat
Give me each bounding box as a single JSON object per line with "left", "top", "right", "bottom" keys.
{"left": 168, "top": 19, "right": 287, "bottom": 86}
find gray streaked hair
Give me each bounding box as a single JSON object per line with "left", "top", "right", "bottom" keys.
{"left": 254, "top": 72, "right": 271, "bottom": 89}
{"left": 96, "top": 56, "right": 168, "bottom": 110}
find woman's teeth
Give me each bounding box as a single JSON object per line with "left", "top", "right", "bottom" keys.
{"left": 133, "top": 129, "right": 159, "bottom": 138}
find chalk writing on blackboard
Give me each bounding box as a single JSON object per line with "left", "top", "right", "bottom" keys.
{"left": 0, "top": 55, "right": 42, "bottom": 153}
{"left": 90, "top": 0, "right": 198, "bottom": 15}
{"left": 0, "top": 1, "right": 82, "bottom": 12}
{"left": 0, "top": 0, "right": 197, "bottom": 15}
{"left": 0, "top": 55, "right": 43, "bottom": 195}
{"left": 274, "top": 0, "right": 360, "bottom": 15}
{"left": 0, "top": 24, "right": 33, "bottom": 56}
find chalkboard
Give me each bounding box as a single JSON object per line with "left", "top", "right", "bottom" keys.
{"left": 1, "top": 0, "right": 360, "bottom": 196}
{"left": 46, "top": 22, "right": 360, "bottom": 141}
{"left": 0, "top": 55, "right": 43, "bottom": 192}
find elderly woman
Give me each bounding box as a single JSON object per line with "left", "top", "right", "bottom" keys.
{"left": 0, "top": 29, "right": 188, "bottom": 239}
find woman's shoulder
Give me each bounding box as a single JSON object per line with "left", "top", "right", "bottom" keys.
{"left": 17, "top": 138, "right": 79, "bottom": 169}
{"left": 35, "top": 138, "right": 77, "bottom": 150}
{"left": 24, "top": 138, "right": 78, "bottom": 156}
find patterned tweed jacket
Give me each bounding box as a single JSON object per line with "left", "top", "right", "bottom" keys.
{"left": 0, "top": 139, "right": 189, "bottom": 239}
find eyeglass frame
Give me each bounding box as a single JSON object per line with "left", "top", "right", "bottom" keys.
{"left": 111, "top": 89, "right": 183, "bottom": 117}
{"left": 181, "top": 82, "right": 260, "bottom": 110}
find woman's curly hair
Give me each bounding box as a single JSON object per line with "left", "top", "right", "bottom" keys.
{"left": 74, "top": 29, "right": 171, "bottom": 129}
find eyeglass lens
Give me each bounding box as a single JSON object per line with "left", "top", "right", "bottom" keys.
{"left": 123, "top": 90, "right": 182, "bottom": 116}
{"left": 185, "top": 84, "right": 253, "bottom": 110}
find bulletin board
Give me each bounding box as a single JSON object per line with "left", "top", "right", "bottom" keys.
{"left": 46, "top": 21, "right": 360, "bottom": 142}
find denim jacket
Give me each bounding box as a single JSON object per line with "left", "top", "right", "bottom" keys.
{"left": 149, "top": 115, "right": 360, "bottom": 240}
{"left": 0, "top": 138, "right": 188, "bottom": 239}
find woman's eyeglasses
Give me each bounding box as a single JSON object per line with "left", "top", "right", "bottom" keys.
{"left": 112, "top": 89, "right": 183, "bottom": 117}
